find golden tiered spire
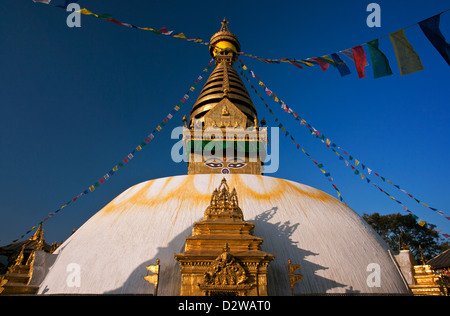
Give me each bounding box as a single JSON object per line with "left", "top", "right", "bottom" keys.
{"left": 184, "top": 20, "right": 267, "bottom": 175}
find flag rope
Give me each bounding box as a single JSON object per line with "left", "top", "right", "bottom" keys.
{"left": 9, "top": 59, "right": 213, "bottom": 243}
{"left": 239, "top": 59, "right": 450, "bottom": 239}
{"left": 238, "top": 62, "right": 345, "bottom": 203}
{"left": 33, "top": 1, "right": 449, "bottom": 73}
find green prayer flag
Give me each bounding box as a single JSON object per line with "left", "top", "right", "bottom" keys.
{"left": 367, "top": 39, "right": 393, "bottom": 78}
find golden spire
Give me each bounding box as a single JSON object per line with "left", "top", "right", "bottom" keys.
{"left": 190, "top": 19, "right": 256, "bottom": 127}
{"left": 220, "top": 17, "right": 230, "bottom": 32}
{"left": 184, "top": 20, "right": 266, "bottom": 175}
{"left": 209, "top": 18, "right": 241, "bottom": 62}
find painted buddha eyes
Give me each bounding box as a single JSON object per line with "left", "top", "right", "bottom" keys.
{"left": 204, "top": 158, "right": 247, "bottom": 171}
{"left": 227, "top": 162, "right": 246, "bottom": 169}
{"left": 205, "top": 162, "right": 223, "bottom": 168}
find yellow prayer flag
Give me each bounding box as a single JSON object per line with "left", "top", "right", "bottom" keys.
{"left": 113, "top": 166, "right": 118, "bottom": 172}
{"left": 136, "top": 145, "right": 142, "bottom": 151}
{"left": 355, "top": 159, "right": 360, "bottom": 166}
{"left": 156, "top": 126, "right": 162, "bottom": 131}
{"left": 173, "top": 33, "right": 187, "bottom": 39}
{"left": 89, "top": 185, "right": 95, "bottom": 192}
{"left": 421, "top": 202, "right": 429, "bottom": 207}
{"left": 418, "top": 219, "right": 426, "bottom": 226}
{"left": 389, "top": 29, "right": 425, "bottom": 76}
{"left": 139, "top": 27, "right": 156, "bottom": 32}
{"left": 78, "top": 8, "right": 96, "bottom": 16}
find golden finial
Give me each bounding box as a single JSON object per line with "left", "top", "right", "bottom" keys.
{"left": 220, "top": 18, "right": 230, "bottom": 32}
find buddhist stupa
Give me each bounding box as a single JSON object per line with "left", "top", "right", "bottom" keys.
{"left": 35, "top": 19, "right": 411, "bottom": 296}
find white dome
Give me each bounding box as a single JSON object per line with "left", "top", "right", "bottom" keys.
{"left": 38, "top": 174, "right": 410, "bottom": 295}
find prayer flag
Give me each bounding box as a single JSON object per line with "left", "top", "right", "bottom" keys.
{"left": 352, "top": 45, "right": 367, "bottom": 78}
{"left": 289, "top": 60, "right": 303, "bottom": 69}
{"left": 310, "top": 58, "right": 329, "bottom": 72}
{"left": 78, "top": 8, "right": 96, "bottom": 16}
{"left": 173, "top": 33, "right": 187, "bottom": 39}
{"left": 419, "top": 14, "right": 450, "bottom": 65}
{"left": 330, "top": 53, "right": 351, "bottom": 77}
{"left": 367, "top": 39, "right": 393, "bottom": 78}
{"left": 389, "top": 29, "right": 425, "bottom": 76}
{"left": 107, "top": 18, "right": 123, "bottom": 26}
{"left": 340, "top": 49, "right": 369, "bottom": 66}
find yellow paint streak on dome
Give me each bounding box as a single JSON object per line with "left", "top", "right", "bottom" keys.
{"left": 100, "top": 175, "right": 338, "bottom": 218}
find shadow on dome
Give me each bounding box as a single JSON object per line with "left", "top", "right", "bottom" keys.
{"left": 105, "top": 207, "right": 352, "bottom": 295}
{"left": 250, "top": 207, "right": 351, "bottom": 295}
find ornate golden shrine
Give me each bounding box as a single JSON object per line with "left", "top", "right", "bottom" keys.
{"left": 174, "top": 178, "right": 275, "bottom": 296}
{"left": 0, "top": 224, "right": 58, "bottom": 295}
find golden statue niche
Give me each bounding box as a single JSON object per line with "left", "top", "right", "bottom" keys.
{"left": 174, "top": 178, "right": 275, "bottom": 296}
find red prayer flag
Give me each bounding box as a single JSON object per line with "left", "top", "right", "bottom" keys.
{"left": 352, "top": 46, "right": 367, "bottom": 78}
{"left": 311, "top": 58, "right": 329, "bottom": 72}
{"left": 107, "top": 18, "right": 124, "bottom": 26}
{"left": 288, "top": 61, "right": 303, "bottom": 69}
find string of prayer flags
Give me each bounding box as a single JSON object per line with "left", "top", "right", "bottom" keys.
{"left": 331, "top": 148, "right": 448, "bottom": 237}
{"left": 419, "top": 14, "right": 450, "bottom": 65}
{"left": 10, "top": 59, "right": 213, "bottom": 243}
{"left": 389, "top": 29, "right": 425, "bottom": 76}
{"left": 366, "top": 39, "right": 393, "bottom": 78}
{"left": 238, "top": 62, "right": 345, "bottom": 203}
{"left": 239, "top": 60, "right": 449, "bottom": 238}
{"left": 34, "top": 1, "right": 449, "bottom": 76}
{"left": 239, "top": 59, "right": 449, "bottom": 220}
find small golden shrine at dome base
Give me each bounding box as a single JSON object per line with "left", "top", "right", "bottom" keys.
{"left": 174, "top": 178, "right": 275, "bottom": 296}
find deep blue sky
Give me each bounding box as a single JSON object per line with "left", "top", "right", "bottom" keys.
{"left": 1, "top": 0, "right": 449, "bottom": 245}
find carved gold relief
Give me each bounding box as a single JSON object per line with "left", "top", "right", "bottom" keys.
{"left": 174, "top": 178, "right": 275, "bottom": 296}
